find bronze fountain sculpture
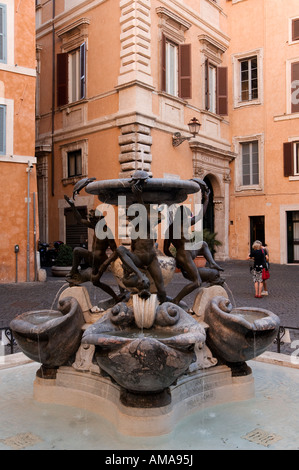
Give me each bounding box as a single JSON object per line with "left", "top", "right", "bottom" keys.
{"left": 10, "top": 171, "right": 280, "bottom": 435}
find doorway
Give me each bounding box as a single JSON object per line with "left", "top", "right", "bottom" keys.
{"left": 250, "top": 216, "right": 265, "bottom": 247}
{"left": 203, "top": 176, "right": 214, "bottom": 233}
{"left": 64, "top": 206, "right": 88, "bottom": 249}
{"left": 287, "top": 211, "right": 299, "bottom": 263}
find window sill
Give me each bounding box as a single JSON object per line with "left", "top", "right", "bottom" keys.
{"left": 235, "top": 185, "right": 263, "bottom": 193}
{"left": 234, "top": 99, "right": 261, "bottom": 109}
{"left": 158, "top": 91, "right": 188, "bottom": 105}
{"left": 289, "top": 175, "right": 299, "bottom": 181}
{"left": 62, "top": 175, "right": 87, "bottom": 187}
{"left": 201, "top": 109, "right": 224, "bottom": 122}
{"left": 58, "top": 99, "right": 88, "bottom": 112}
{"left": 274, "top": 113, "right": 299, "bottom": 122}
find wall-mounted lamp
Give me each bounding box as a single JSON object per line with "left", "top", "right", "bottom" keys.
{"left": 172, "top": 117, "right": 201, "bottom": 147}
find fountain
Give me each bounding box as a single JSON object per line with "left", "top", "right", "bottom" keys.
{"left": 9, "top": 171, "right": 280, "bottom": 436}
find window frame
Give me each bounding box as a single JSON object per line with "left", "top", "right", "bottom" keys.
{"left": 67, "top": 149, "right": 82, "bottom": 178}
{"left": 232, "top": 49, "right": 263, "bottom": 108}
{"left": 0, "top": 103, "right": 6, "bottom": 155}
{"left": 284, "top": 140, "right": 299, "bottom": 179}
{"left": 233, "top": 134, "right": 264, "bottom": 192}
{"left": 57, "top": 42, "right": 86, "bottom": 108}
{"left": 240, "top": 56, "right": 258, "bottom": 102}
{"left": 161, "top": 33, "right": 192, "bottom": 100}
{"left": 0, "top": 3, "right": 7, "bottom": 64}
{"left": 241, "top": 140, "right": 259, "bottom": 186}
{"left": 205, "top": 58, "right": 228, "bottom": 116}
{"left": 295, "top": 142, "right": 299, "bottom": 176}
{"left": 165, "top": 39, "right": 179, "bottom": 97}
{"left": 60, "top": 139, "right": 88, "bottom": 185}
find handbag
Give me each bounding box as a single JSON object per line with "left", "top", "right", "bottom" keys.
{"left": 262, "top": 268, "right": 270, "bottom": 280}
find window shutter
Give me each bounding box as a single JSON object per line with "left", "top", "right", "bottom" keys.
{"left": 0, "top": 5, "right": 6, "bottom": 63}
{"left": 291, "top": 62, "right": 299, "bottom": 113}
{"left": 80, "top": 42, "right": 86, "bottom": 100}
{"left": 161, "top": 34, "right": 166, "bottom": 92}
{"left": 205, "top": 59, "right": 210, "bottom": 110}
{"left": 0, "top": 105, "right": 6, "bottom": 154}
{"left": 292, "top": 19, "right": 299, "bottom": 41}
{"left": 216, "top": 67, "right": 228, "bottom": 115}
{"left": 283, "top": 142, "right": 294, "bottom": 177}
{"left": 179, "top": 43, "right": 191, "bottom": 99}
{"left": 57, "top": 53, "right": 68, "bottom": 107}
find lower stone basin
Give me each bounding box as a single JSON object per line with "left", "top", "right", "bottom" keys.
{"left": 82, "top": 302, "right": 206, "bottom": 394}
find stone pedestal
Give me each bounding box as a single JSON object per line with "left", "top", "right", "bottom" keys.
{"left": 33, "top": 364, "right": 254, "bottom": 437}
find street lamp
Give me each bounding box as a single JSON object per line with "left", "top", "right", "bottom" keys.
{"left": 172, "top": 117, "right": 201, "bottom": 147}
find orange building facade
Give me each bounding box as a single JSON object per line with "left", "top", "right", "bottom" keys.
{"left": 0, "top": 1, "right": 37, "bottom": 282}
{"left": 34, "top": 0, "right": 299, "bottom": 276}
{"left": 227, "top": 0, "right": 299, "bottom": 264}
{"left": 35, "top": 0, "right": 234, "bottom": 261}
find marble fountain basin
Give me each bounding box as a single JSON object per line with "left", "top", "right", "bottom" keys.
{"left": 205, "top": 296, "right": 280, "bottom": 363}
{"left": 82, "top": 301, "right": 206, "bottom": 394}
{"left": 10, "top": 297, "right": 85, "bottom": 374}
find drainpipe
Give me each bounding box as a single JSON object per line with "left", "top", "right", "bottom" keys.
{"left": 51, "top": 0, "right": 55, "bottom": 196}
{"left": 26, "top": 161, "right": 33, "bottom": 281}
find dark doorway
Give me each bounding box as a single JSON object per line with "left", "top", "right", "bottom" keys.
{"left": 64, "top": 206, "right": 88, "bottom": 249}
{"left": 250, "top": 216, "right": 265, "bottom": 247}
{"left": 203, "top": 176, "right": 214, "bottom": 233}
{"left": 287, "top": 211, "right": 299, "bottom": 263}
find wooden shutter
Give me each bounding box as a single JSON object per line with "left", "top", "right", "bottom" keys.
{"left": 57, "top": 53, "right": 68, "bottom": 107}
{"left": 292, "top": 19, "right": 299, "bottom": 41}
{"left": 179, "top": 44, "right": 191, "bottom": 99}
{"left": 291, "top": 62, "right": 299, "bottom": 113}
{"left": 283, "top": 142, "right": 294, "bottom": 177}
{"left": 80, "top": 43, "right": 86, "bottom": 100}
{"left": 161, "top": 34, "right": 166, "bottom": 92}
{"left": 216, "top": 67, "right": 228, "bottom": 115}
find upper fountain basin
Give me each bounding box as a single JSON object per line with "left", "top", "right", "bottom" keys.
{"left": 85, "top": 177, "right": 200, "bottom": 206}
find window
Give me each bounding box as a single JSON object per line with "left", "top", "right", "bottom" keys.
{"left": 206, "top": 62, "right": 216, "bottom": 113}
{"left": 240, "top": 57, "right": 258, "bottom": 102}
{"left": 162, "top": 35, "right": 191, "bottom": 99}
{"left": 67, "top": 149, "right": 82, "bottom": 178}
{"left": 232, "top": 49, "right": 263, "bottom": 108}
{"left": 57, "top": 43, "right": 86, "bottom": 107}
{"left": 295, "top": 143, "right": 299, "bottom": 175}
{"left": 292, "top": 19, "right": 299, "bottom": 42}
{"left": 241, "top": 141, "right": 259, "bottom": 186}
{"left": 205, "top": 59, "right": 228, "bottom": 115}
{"left": 0, "top": 4, "right": 7, "bottom": 63}
{"left": 291, "top": 61, "right": 299, "bottom": 114}
{"left": 0, "top": 104, "right": 6, "bottom": 154}
{"left": 283, "top": 141, "right": 299, "bottom": 177}
{"left": 165, "top": 41, "right": 178, "bottom": 96}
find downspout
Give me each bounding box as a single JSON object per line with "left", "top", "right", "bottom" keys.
{"left": 51, "top": 0, "right": 55, "bottom": 196}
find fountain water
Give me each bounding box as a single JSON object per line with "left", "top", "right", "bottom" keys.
{"left": 9, "top": 172, "right": 280, "bottom": 436}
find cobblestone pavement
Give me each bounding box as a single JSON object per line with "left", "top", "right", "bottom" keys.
{"left": 1, "top": 260, "right": 298, "bottom": 356}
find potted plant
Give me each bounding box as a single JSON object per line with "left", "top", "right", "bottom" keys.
{"left": 203, "top": 228, "right": 222, "bottom": 256}
{"left": 191, "top": 229, "right": 222, "bottom": 267}
{"left": 51, "top": 244, "right": 73, "bottom": 277}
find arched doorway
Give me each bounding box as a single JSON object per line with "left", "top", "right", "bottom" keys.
{"left": 203, "top": 176, "right": 214, "bottom": 233}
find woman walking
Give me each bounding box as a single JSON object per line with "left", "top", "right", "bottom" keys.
{"left": 247, "top": 240, "right": 267, "bottom": 298}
